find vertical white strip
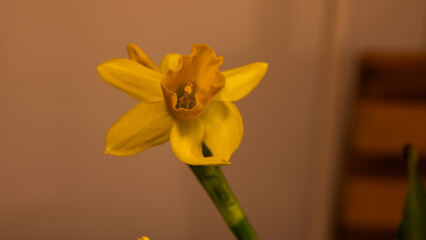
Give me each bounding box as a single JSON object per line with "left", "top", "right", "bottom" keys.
{"left": 308, "top": 0, "right": 356, "bottom": 239}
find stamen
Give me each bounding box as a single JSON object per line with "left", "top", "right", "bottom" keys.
{"left": 176, "top": 81, "right": 196, "bottom": 109}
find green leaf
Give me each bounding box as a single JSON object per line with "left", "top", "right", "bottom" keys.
{"left": 396, "top": 145, "right": 426, "bottom": 240}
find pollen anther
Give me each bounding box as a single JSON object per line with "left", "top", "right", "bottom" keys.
{"left": 176, "top": 81, "right": 195, "bottom": 109}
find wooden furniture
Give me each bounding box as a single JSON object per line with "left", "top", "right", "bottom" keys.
{"left": 338, "top": 53, "right": 426, "bottom": 240}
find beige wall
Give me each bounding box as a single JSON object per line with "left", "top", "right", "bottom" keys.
{"left": 310, "top": 0, "right": 426, "bottom": 239}
{"left": 0, "top": 1, "right": 425, "bottom": 240}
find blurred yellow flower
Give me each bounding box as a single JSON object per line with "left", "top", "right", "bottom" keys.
{"left": 98, "top": 44, "right": 267, "bottom": 165}
{"left": 137, "top": 237, "right": 150, "bottom": 240}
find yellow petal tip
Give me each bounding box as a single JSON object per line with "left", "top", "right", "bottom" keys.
{"left": 104, "top": 147, "right": 112, "bottom": 154}
{"left": 126, "top": 42, "right": 137, "bottom": 49}
{"left": 96, "top": 63, "right": 105, "bottom": 75}
{"left": 137, "top": 237, "right": 150, "bottom": 240}
{"left": 256, "top": 62, "right": 268, "bottom": 75}
{"left": 126, "top": 43, "right": 160, "bottom": 71}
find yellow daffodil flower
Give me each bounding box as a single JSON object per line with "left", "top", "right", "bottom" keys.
{"left": 98, "top": 44, "right": 267, "bottom": 165}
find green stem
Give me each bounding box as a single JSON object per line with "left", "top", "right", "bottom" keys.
{"left": 189, "top": 148, "right": 258, "bottom": 240}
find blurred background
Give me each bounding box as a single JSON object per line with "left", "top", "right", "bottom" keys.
{"left": 1, "top": 0, "right": 426, "bottom": 239}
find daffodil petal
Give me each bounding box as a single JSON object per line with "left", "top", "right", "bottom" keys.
{"left": 199, "top": 102, "right": 243, "bottom": 162}
{"left": 127, "top": 43, "right": 160, "bottom": 72}
{"left": 170, "top": 119, "right": 230, "bottom": 165}
{"left": 215, "top": 62, "right": 268, "bottom": 102}
{"left": 160, "top": 53, "right": 181, "bottom": 74}
{"left": 97, "top": 58, "right": 164, "bottom": 102}
{"left": 105, "top": 101, "right": 173, "bottom": 156}
{"left": 137, "top": 237, "right": 150, "bottom": 240}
